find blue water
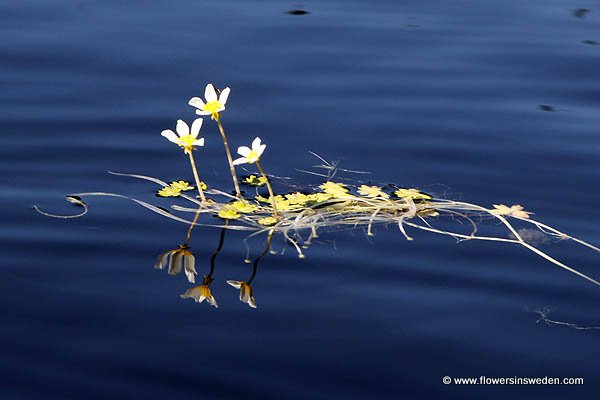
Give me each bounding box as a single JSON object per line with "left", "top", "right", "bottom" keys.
{"left": 2, "top": 1, "right": 599, "bottom": 398}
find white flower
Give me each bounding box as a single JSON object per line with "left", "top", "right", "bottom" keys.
{"left": 188, "top": 83, "right": 231, "bottom": 118}
{"left": 180, "top": 285, "right": 218, "bottom": 308}
{"left": 161, "top": 118, "right": 205, "bottom": 154}
{"left": 232, "top": 137, "right": 266, "bottom": 165}
{"left": 227, "top": 280, "right": 257, "bottom": 308}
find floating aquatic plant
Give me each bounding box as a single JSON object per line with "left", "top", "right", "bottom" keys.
{"left": 35, "top": 82, "right": 600, "bottom": 308}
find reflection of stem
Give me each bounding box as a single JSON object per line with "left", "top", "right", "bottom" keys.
{"left": 214, "top": 116, "right": 241, "bottom": 198}
{"left": 256, "top": 161, "right": 279, "bottom": 218}
{"left": 248, "top": 229, "right": 273, "bottom": 284}
{"left": 184, "top": 208, "right": 202, "bottom": 246}
{"left": 187, "top": 152, "right": 207, "bottom": 203}
{"left": 208, "top": 220, "right": 228, "bottom": 279}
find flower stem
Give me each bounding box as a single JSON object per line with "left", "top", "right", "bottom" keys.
{"left": 209, "top": 220, "right": 228, "bottom": 278}
{"left": 255, "top": 161, "right": 279, "bottom": 218}
{"left": 187, "top": 151, "right": 207, "bottom": 203}
{"left": 248, "top": 229, "right": 273, "bottom": 284}
{"left": 184, "top": 208, "right": 202, "bottom": 245}
{"left": 214, "top": 116, "right": 242, "bottom": 198}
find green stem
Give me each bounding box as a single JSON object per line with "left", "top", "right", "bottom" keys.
{"left": 215, "top": 115, "right": 242, "bottom": 198}
{"left": 256, "top": 161, "right": 279, "bottom": 218}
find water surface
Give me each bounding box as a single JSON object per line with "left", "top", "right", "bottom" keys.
{"left": 1, "top": 1, "right": 599, "bottom": 399}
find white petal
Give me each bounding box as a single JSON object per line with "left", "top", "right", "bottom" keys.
{"left": 227, "top": 280, "right": 242, "bottom": 289}
{"left": 176, "top": 120, "right": 190, "bottom": 136}
{"left": 193, "top": 138, "right": 205, "bottom": 147}
{"left": 257, "top": 144, "right": 266, "bottom": 157}
{"left": 232, "top": 157, "right": 248, "bottom": 166}
{"left": 237, "top": 146, "right": 252, "bottom": 157}
{"left": 251, "top": 137, "right": 262, "bottom": 151}
{"left": 219, "top": 87, "right": 231, "bottom": 105}
{"left": 191, "top": 118, "right": 203, "bottom": 137}
{"left": 205, "top": 84, "right": 217, "bottom": 102}
{"left": 188, "top": 97, "right": 205, "bottom": 109}
{"left": 195, "top": 109, "right": 211, "bottom": 116}
{"left": 161, "top": 130, "right": 179, "bottom": 144}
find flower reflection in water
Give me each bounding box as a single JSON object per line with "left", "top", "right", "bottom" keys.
{"left": 227, "top": 229, "right": 274, "bottom": 309}
{"left": 180, "top": 277, "right": 218, "bottom": 308}
{"left": 180, "top": 220, "right": 229, "bottom": 308}
{"left": 154, "top": 209, "right": 201, "bottom": 283}
{"left": 155, "top": 244, "right": 197, "bottom": 283}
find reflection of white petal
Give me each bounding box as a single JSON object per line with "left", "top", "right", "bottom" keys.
{"left": 180, "top": 286, "right": 202, "bottom": 301}
{"left": 248, "top": 296, "right": 257, "bottom": 308}
{"left": 219, "top": 87, "right": 230, "bottom": 105}
{"left": 227, "top": 280, "right": 242, "bottom": 289}
{"left": 207, "top": 296, "right": 218, "bottom": 308}
{"left": 176, "top": 120, "right": 190, "bottom": 136}
{"left": 240, "top": 284, "right": 249, "bottom": 302}
{"left": 184, "top": 254, "right": 197, "bottom": 283}
{"left": 154, "top": 251, "right": 171, "bottom": 269}
{"left": 205, "top": 84, "right": 217, "bottom": 102}
{"left": 191, "top": 118, "right": 203, "bottom": 137}
{"left": 179, "top": 287, "right": 194, "bottom": 299}
{"left": 232, "top": 157, "right": 248, "bottom": 166}
{"left": 237, "top": 146, "right": 251, "bottom": 157}
{"left": 161, "top": 130, "right": 179, "bottom": 144}
{"left": 169, "top": 252, "right": 183, "bottom": 275}
{"left": 237, "top": 283, "right": 257, "bottom": 308}
{"left": 188, "top": 97, "right": 205, "bottom": 108}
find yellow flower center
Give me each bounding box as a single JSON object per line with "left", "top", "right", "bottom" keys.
{"left": 177, "top": 134, "right": 197, "bottom": 152}
{"left": 246, "top": 150, "right": 260, "bottom": 164}
{"left": 202, "top": 100, "right": 223, "bottom": 117}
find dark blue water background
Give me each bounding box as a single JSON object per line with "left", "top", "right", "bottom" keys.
{"left": 1, "top": 1, "right": 599, "bottom": 398}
